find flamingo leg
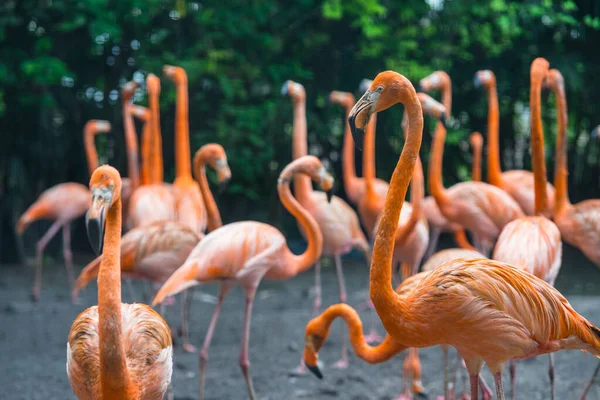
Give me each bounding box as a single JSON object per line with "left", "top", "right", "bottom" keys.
{"left": 332, "top": 254, "right": 349, "bottom": 369}
{"left": 180, "top": 288, "right": 196, "bottom": 353}
{"left": 32, "top": 219, "right": 62, "bottom": 302}
{"left": 240, "top": 289, "right": 257, "bottom": 400}
{"left": 509, "top": 360, "right": 516, "bottom": 400}
{"left": 548, "top": 353, "right": 555, "bottom": 400}
{"left": 442, "top": 345, "right": 449, "bottom": 399}
{"left": 363, "top": 299, "right": 383, "bottom": 343}
{"left": 479, "top": 374, "right": 493, "bottom": 400}
{"left": 579, "top": 360, "right": 600, "bottom": 400}
{"left": 312, "top": 259, "right": 321, "bottom": 316}
{"left": 470, "top": 375, "right": 479, "bottom": 400}
{"left": 199, "top": 283, "right": 231, "bottom": 400}
{"left": 61, "top": 223, "right": 78, "bottom": 304}
{"left": 493, "top": 372, "right": 506, "bottom": 400}
{"left": 425, "top": 227, "right": 441, "bottom": 260}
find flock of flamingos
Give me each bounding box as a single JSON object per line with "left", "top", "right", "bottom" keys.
{"left": 15, "top": 57, "right": 600, "bottom": 400}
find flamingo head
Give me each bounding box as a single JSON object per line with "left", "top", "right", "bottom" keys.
{"left": 193, "top": 144, "right": 231, "bottom": 193}
{"left": 303, "top": 315, "right": 333, "bottom": 379}
{"left": 419, "top": 70, "right": 449, "bottom": 93}
{"left": 86, "top": 165, "right": 122, "bottom": 255}
{"left": 328, "top": 91, "right": 354, "bottom": 108}
{"left": 281, "top": 80, "right": 305, "bottom": 103}
{"left": 473, "top": 69, "right": 496, "bottom": 89}
{"left": 417, "top": 93, "right": 446, "bottom": 127}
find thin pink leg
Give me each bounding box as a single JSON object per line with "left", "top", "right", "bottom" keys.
{"left": 509, "top": 360, "right": 516, "bottom": 400}
{"left": 580, "top": 360, "right": 600, "bottom": 399}
{"left": 181, "top": 288, "right": 196, "bottom": 353}
{"left": 424, "top": 227, "right": 441, "bottom": 260}
{"left": 493, "top": 372, "right": 506, "bottom": 400}
{"left": 312, "top": 259, "right": 321, "bottom": 316}
{"left": 479, "top": 374, "right": 493, "bottom": 400}
{"left": 363, "top": 299, "right": 383, "bottom": 343}
{"left": 32, "top": 220, "right": 62, "bottom": 302}
{"left": 199, "top": 283, "right": 231, "bottom": 400}
{"left": 239, "top": 289, "right": 257, "bottom": 400}
{"left": 62, "top": 223, "right": 78, "bottom": 304}
{"left": 332, "top": 254, "right": 349, "bottom": 369}
{"left": 548, "top": 353, "right": 555, "bottom": 400}
{"left": 470, "top": 375, "right": 479, "bottom": 400}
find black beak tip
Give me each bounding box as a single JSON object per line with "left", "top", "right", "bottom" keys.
{"left": 415, "top": 390, "right": 429, "bottom": 399}
{"left": 85, "top": 211, "right": 103, "bottom": 255}
{"left": 440, "top": 111, "right": 447, "bottom": 128}
{"left": 218, "top": 178, "right": 231, "bottom": 194}
{"left": 326, "top": 189, "right": 334, "bottom": 203}
{"left": 348, "top": 113, "right": 364, "bottom": 150}
{"left": 305, "top": 362, "right": 323, "bottom": 379}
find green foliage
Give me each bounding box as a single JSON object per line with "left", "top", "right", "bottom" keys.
{"left": 1, "top": 0, "right": 600, "bottom": 262}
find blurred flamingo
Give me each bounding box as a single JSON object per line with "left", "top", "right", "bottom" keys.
{"left": 152, "top": 155, "right": 332, "bottom": 400}
{"left": 67, "top": 165, "right": 172, "bottom": 400}
{"left": 282, "top": 80, "right": 371, "bottom": 368}
{"left": 492, "top": 57, "right": 562, "bottom": 400}
{"left": 469, "top": 132, "right": 483, "bottom": 182}
{"left": 474, "top": 69, "right": 555, "bottom": 217}
{"left": 348, "top": 70, "right": 600, "bottom": 399}
{"left": 17, "top": 120, "right": 110, "bottom": 303}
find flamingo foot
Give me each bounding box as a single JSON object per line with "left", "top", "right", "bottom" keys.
{"left": 331, "top": 358, "right": 349, "bottom": 370}
{"left": 459, "top": 393, "right": 470, "bottom": 400}
{"left": 289, "top": 363, "right": 307, "bottom": 376}
{"left": 363, "top": 331, "right": 383, "bottom": 344}
{"left": 31, "top": 286, "right": 40, "bottom": 303}
{"left": 391, "top": 394, "right": 413, "bottom": 400}
{"left": 182, "top": 343, "right": 197, "bottom": 353}
{"left": 163, "top": 295, "right": 176, "bottom": 306}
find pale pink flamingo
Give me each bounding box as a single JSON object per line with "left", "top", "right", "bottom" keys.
{"left": 347, "top": 69, "right": 600, "bottom": 400}
{"left": 152, "top": 155, "right": 332, "bottom": 400}
{"left": 67, "top": 165, "right": 172, "bottom": 400}
{"left": 474, "top": 69, "right": 555, "bottom": 217}
{"left": 492, "top": 57, "right": 562, "bottom": 400}
{"left": 282, "top": 80, "right": 371, "bottom": 368}
{"left": 16, "top": 120, "right": 110, "bottom": 303}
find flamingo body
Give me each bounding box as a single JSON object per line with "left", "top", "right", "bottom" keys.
{"left": 555, "top": 200, "right": 600, "bottom": 266}
{"left": 127, "top": 186, "right": 176, "bottom": 230}
{"left": 500, "top": 170, "right": 556, "bottom": 217}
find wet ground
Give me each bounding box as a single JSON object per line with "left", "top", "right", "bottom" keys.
{"left": 2, "top": 241, "right": 600, "bottom": 400}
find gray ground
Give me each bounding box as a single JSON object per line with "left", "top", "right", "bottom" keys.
{"left": 2, "top": 242, "right": 600, "bottom": 400}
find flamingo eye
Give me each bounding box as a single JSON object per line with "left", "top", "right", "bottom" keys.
{"left": 376, "top": 86, "right": 384, "bottom": 93}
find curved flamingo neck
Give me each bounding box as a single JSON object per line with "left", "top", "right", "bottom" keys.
{"left": 485, "top": 83, "right": 503, "bottom": 187}
{"left": 149, "top": 86, "right": 164, "bottom": 184}
{"left": 136, "top": 108, "right": 152, "bottom": 186}
{"left": 530, "top": 61, "right": 550, "bottom": 216}
{"left": 551, "top": 72, "right": 570, "bottom": 212}
{"left": 320, "top": 304, "right": 406, "bottom": 363}
{"left": 278, "top": 175, "right": 322, "bottom": 276}
{"left": 471, "top": 139, "right": 482, "bottom": 182}
{"left": 174, "top": 76, "right": 192, "bottom": 181}
{"left": 194, "top": 157, "right": 222, "bottom": 232}
{"left": 122, "top": 99, "right": 140, "bottom": 191}
{"left": 84, "top": 125, "right": 99, "bottom": 177}
{"left": 363, "top": 113, "right": 378, "bottom": 190}
{"left": 341, "top": 102, "right": 361, "bottom": 204}
{"left": 291, "top": 101, "right": 312, "bottom": 203}
{"left": 98, "top": 196, "right": 134, "bottom": 398}
{"left": 370, "top": 86, "right": 423, "bottom": 338}
{"left": 428, "top": 122, "right": 452, "bottom": 208}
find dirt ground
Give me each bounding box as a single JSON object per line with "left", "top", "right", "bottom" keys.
{"left": 2, "top": 243, "right": 600, "bottom": 400}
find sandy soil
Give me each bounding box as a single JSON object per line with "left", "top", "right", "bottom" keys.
{"left": 2, "top": 244, "right": 600, "bottom": 400}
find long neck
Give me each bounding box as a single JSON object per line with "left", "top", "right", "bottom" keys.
{"left": 472, "top": 140, "right": 482, "bottom": 182}
{"left": 395, "top": 155, "right": 423, "bottom": 245}
{"left": 84, "top": 129, "right": 98, "bottom": 177}
{"left": 342, "top": 103, "right": 361, "bottom": 203}
{"left": 98, "top": 198, "right": 133, "bottom": 398}
{"left": 371, "top": 95, "right": 422, "bottom": 337}
{"left": 321, "top": 304, "right": 407, "bottom": 363}
{"left": 175, "top": 79, "right": 191, "bottom": 180}
{"left": 530, "top": 72, "right": 549, "bottom": 216}
{"left": 122, "top": 101, "right": 140, "bottom": 191}
{"left": 291, "top": 101, "right": 312, "bottom": 202}
{"left": 552, "top": 76, "right": 570, "bottom": 212}
{"left": 140, "top": 114, "right": 152, "bottom": 186}
{"left": 149, "top": 89, "right": 164, "bottom": 184}
{"left": 279, "top": 180, "right": 322, "bottom": 274}
{"left": 486, "top": 84, "right": 503, "bottom": 186}
{"left": 428, "top": 122, "right": 452, "bottom": 208}
{"left": 441, "top": 84, "right": 452, "bottom": 117}
{"left": 197, "top": 162, "right": 222, "bottom": 232}
{"left": 363, "top": 113, "right": 378, "bottom": 193}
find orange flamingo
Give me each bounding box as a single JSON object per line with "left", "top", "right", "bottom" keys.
{"left": 152, "top": 155, "right": 332, "bottom": 400}
{"left": 163, "top": 65, "right": 208, "bottom": 234}
{"left": 130, "top": 105, "right": 153, "bottom": 186}
{"left": 127, "top": 74, "right": 177, "bottom": 230}
{"left": 469, "top": 132, "right": 483, "bottom": 182}
{"left": 544, "top": 71, "right": 600, "bottom": 400}
{"left": 119, "top": 81, "right": 142, "bottom": 216}
{"left": 17, "top": 120, "right": 110, "bottom": 303}
{"left": 474, "top": 69, "right": 555, "bottom": 217}
{"left": 492, "top": 57, "right": 562, "bottom": 400}
{"left": 346, "top": 70, "right": 600, "bottom": 400}
{"left": 67, "top": 165, "right": 172, "bottom": 400}
{"left": 421, "top": 92, "right": 524, "bottom": 255}
{"left": 419, "top": 71, "right": 474, "bottom": 258}
{"left": 282, "top": 80, "right": 371, "bottom": 368}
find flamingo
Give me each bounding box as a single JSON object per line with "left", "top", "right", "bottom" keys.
{"left": 419, "top": 71, "right": 475, "bottom": 259}
{"left": 474, "top": 69, "right": 555, "bottom": 217}
{"left": 152, "top": 155, "right": 332, "bottom": 400}
{"left": 346, "top": 69, "right": 600, "bottom": 400}
{"left": 492, "top": 57, "right": 563, "bottom": 400}
{"left": 127, "top": 74, "right": 177, "bottom": 230}
{"left": 119, "top": 81, "right": 142, "bottom": 218}
{"left": 16, "top": 120, "right": 110, "bottom": 303}
{"left": 129, "top": 105, "right": 153, "bottom": 186}
{"left": 67, "top": 165, "right": 172, "bottom": 400}
{"left": 421, "top": 92, "right": 524, "bottom": 255}
{"left": 163, "top": 65, "right": 208, "bottom": 235}
{"left": 469, "top": 132, "right": 483, "bottom": 182}
{"left": 303, "top": 248, "right": 487, "bottom": 400}
{"left": 282, "top": 80, "right": 371, "bottom": 368}
{"left": 544, "top": 70, "right": 600, "bottom": 399}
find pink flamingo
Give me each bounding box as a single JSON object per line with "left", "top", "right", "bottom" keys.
{"left": 16, "top": 120, "right": 110, "bottom": 303}
{"left": 282, "top": 80, "right": 371, "bottom": 368}
{"left": 492, "top": 57, "right": 562, "bottom": 400}
{"left": 469, "top": 132, "right": 483, "bottom": 183}
{"left": 153, "top": 155, "right": 332, "bottom": 400}
{"left": 474, "top": 69, "right": 555, "bottom": 217}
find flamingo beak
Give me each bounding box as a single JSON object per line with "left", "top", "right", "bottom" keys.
{"left": 305, "top": 361, "right": 323, "bottom": 379}
{"left": 86, "top": 189, "right": 111, "bottom": 255}
{"left": 348, "top": 92, "right": 375, "bottom": 151}
{"left": 281, "top": 81, "right": 290, "bottom": 96}
{"left": 440, "top": 111, "right": 447, "bottom": 128}
{"left": 216, "top": 161, "right": 232, "bottom": 194}
{"left": 326, "top": 188, "right": 334, "bottom": 203}
{"left": 592, "top": 126, "right": 600, "bottom": 140}
{"left": 473, "top": 74, "right": 482, "bottom": 88}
